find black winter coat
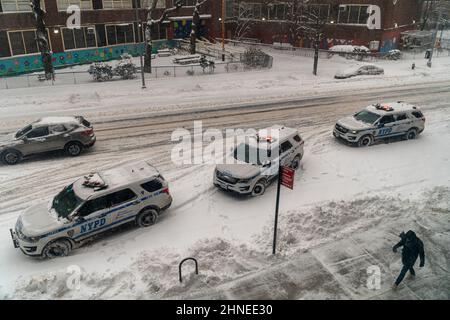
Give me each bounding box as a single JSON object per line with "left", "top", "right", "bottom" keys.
{"left": 393, "top": 230, "right": 425, "bottom": 267}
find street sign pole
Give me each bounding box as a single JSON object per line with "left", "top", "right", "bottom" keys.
{"left": 272, "top": 162, "right": 282, "bottom": 255}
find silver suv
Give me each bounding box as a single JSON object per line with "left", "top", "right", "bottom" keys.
{"left": 333, "top": 102, "right": 425, "bottom": 147}
{"left": 10, "top": 161, "right": 172, "bottom": 258}
{"left": 0, "top": 116, "right": 96, "bottom": 165}
{"left": 214, "top": 126, "right": 304, "bottom": 196}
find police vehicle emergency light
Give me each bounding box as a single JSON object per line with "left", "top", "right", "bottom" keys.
{"left": 10, "top": 161, "right": 172, "bottom": 258}
{"left": 333, "top": 102, "right": 425, "bottom": 147}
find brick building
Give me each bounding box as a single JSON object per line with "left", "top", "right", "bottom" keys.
{"left": 221, "top": 0, "right": 423, "bottom": 52}
{"left": 0, "top": 0, "right": 217, "bottom": 76}
{"left": 0, "top": 0, "right": 423, "bottom": 76}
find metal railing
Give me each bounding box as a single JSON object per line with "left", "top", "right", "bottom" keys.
{"left": 0, "top": 59, "right": 272, "bottom": 90}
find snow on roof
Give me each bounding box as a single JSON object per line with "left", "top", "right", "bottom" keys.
{"left": 36, "top": 116, "right": 79, "bottom": 125}
{"left": 73, "top": 161, "right": 159, "bottom": 199}
{"left": 366, "top": 102, "right": 417, "bottom": 114}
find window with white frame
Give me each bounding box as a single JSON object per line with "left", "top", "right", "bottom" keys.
{"left": 56, "top": 0, "right": 92, "bottom": 10}
{"left": 337, "top": 4, "right": 370, "bottom": 25}
{"left": 141, "top": 0, "right": 165, "bottom": 8}
{"left": 105, "top": 24, "right": 135, "bottom": 45}
{"left": 7, "top": 30, "right": 43, "bottom": 56}
{"left": 267, "top": 3, "right": 289, "bottom": 20}
{"left": 103, "top": 0, "right": 132, "bottom": 9}
{"left": 0, "top": 0, "right": 45, "bottom": 12}
{"left": 173, "top": 0, "right": 196, "bottom": 7}
{"left": 307, "top": 4, "right": 330, "bottom": 21}
{"left": 62, "top": 27, "right": 97, "bottom": 50}
{"left": 239, "top": 2, "right": 262, "bottom": 20}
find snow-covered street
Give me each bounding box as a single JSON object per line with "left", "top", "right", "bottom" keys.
{"left": 0, "top": 51, "right": 449, "bottom": 299}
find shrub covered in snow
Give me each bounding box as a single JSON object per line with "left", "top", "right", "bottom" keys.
{"left": 88, "top": 62, "right": 113, "bottom": 82}
{"left": 241, "top": 48, "right": 273, "bottom": 69}
{"left": 114, "top": 54, "right": 137, "bottom": 80}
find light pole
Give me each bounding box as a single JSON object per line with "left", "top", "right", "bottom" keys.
{"left": 221, "top": 0, "right": 226, "bottom": 61}
{"left": 135, "top": 0, "right": 146, "bottom": 88}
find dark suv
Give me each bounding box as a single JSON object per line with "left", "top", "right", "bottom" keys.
{"left": 0, "top": 116, "right": 96, "bottom": 165}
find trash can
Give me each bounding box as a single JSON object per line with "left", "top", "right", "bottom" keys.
{"left": 425, "top": 49, "right": 432, "bottom": 59}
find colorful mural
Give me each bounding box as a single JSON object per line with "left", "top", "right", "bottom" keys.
{"left": 0, "top": 40, "right": 177, "bottom": 77}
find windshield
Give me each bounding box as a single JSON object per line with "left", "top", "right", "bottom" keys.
{"left": 354, "top": 110, "right": 380, "bottom": 124}
{"left": 15, "top": 125, "right": 32, "bottom": 139}
{"left": 52, "top": 184, "right": 83, "bottom": 218}
{"left": 233, "top": 143, "right": 273, "bottom": 166}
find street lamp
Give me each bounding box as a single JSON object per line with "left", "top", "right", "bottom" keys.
{"left": 221, "top": 0, "right": 225, "bottom": 61}
{"left": 134, "top": 0, "right": 146, "bottom": 89}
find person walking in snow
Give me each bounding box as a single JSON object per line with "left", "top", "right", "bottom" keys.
{"left": 392, "top": 230, "right": 425, "bottom": 289}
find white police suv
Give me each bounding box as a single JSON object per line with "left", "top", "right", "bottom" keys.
{"left": 333, "top": 102, "right": 425, "bottom": 147}
{"left": 214, "top": 125, "right": 304, "bottom": 196}
{"left": 10, "top": 161, "right": 172, "bottom": 258}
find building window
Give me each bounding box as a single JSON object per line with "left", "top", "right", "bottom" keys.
{"left": 62, "top": 27, "right": 97, "bottom": 50}
{"left": 8, "top": 30, "right": 42, "bottom": 56}
{"left": 57, "top": 0, "right": 92, "bottom": 10}
{"left": 225, "top": 0, "right": 234, "bottom": 18}
{"left": 141, "top": 0, "right": 165, "bottom": 8}
{"left": 307, "top": 4, "right": 330, "bottom": 21}
{"left": 172, "top": 0, "right": 196, "bottom": 6}
{"left": 337, "top": 4, "right": 369, "bottom": 25}
{"left": 105, "top": 24, "right": 135, "bottom": 45}
{"left": 103, "top": 0, "right": 132, "bottom": 9}
{"left": 239, "top": 2, "right": 262, "bottom": 20}
{"left": 0, "top": 0, "right": 45, "bottom": 12}
{"left": 267, "top": 3, "right": 289, "bottom": 20}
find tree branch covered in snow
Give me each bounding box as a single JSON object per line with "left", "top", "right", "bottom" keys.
{"left": 190, "top": 0, "right": 209, "bottom": 54}
{"left": 30, "top": 0, "right": 54, "bottom": 80}
{"left": 144, "top": 0, "right": 184, "bottom": 71}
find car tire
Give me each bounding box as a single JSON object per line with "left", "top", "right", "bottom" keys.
{"left": 42, "top": 239, "right": 72, "bottom": 259}
{"left": 406, "top": 128, "right": 418, "bottom": 140}
{"left": 251, "top": 180, "right": 266, "bottom": 197}
{"left": 291, "top": 155, "right": 302, "bottom": 170}
{"left": 358, "top": 135, "right": 373, "bottom": 147}
{"left": 1, "top": 149, "right": 22, "bottom": 165}
{"left": 65, "top": 142, "right": 83, "bottom": 157}
{"left": 136, "top": 208, "right": 159, "bottom": 227}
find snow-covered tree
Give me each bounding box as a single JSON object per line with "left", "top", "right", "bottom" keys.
{"left": 144, "top": 0, "right": 184, "bottom": 72}
{"left": 190, "top": 0, "right": 209, "bottom": 54}
{"left": 30, "top": 0, "right": 54, "bottom": 80}
{"left": 227, "top": 1, "right": 259, "bottom": 41}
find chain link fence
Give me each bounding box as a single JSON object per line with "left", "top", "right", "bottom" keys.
{"left": 0, "top": 60, "right": 272, "bottom": 90}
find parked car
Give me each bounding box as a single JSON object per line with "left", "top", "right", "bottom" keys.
{"left": 10, "top": 161, "right": 172, "bottom": 258}
{"left": 333, "top": 102, "right": 426, "bottom": 147}
{"left": 214, "top": 125, "right": 304, "bottom": 196}
{"left": 335, "top": 65, "right": 384, "bottom": 79}
{"left": 0, "top": 116, "right": 95, "bottom": 165}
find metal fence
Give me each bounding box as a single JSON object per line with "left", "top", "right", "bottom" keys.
{"left": 0, "top": 60, "right": 269, "bottom": 90}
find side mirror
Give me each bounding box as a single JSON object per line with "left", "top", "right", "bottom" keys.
{"left": 76, "top": 216, "right": 85, "bottom": 223}
{"left": 21, "top": 136, "right": 28, "bottom": 142}
{"left": 262, "top": 161, "right": 271, "bottom": 168}
{"left": 378, "top": 123, "right": 384, "bottom": 128}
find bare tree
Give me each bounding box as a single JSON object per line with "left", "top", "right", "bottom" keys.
{"left": 285, "top": 0, "right": 326, "bottom": 75}
{"left": 30, "top": 0, "right": 54, "bottom": 80}
{"left": 190, "top": 0, "right": 208, "bottom": 54}
{"left": 144, "top": 0, "right": 183, "bottom": 72}
{"left": 227, "top": 1, "right": 258, "bottom": 41}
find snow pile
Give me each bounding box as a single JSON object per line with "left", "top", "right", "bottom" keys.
{"left": 11, "top": 188, "right": 449, "bottom": 299}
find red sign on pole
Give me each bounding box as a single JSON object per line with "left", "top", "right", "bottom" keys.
{"left": 280, "top": 166, "right": 295, "bottom": 190}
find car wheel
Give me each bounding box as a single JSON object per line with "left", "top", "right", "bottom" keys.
{"left": 65, "top": 142, "right": 83, "bottom": 157}
{"left": 406, "top": 128, "right": 418, "bottom": 140}
{"left": 291, "top": 155, "right": 302, "bottom": 170}
{"left": 136, "top": 208, "right": 159, "bottom": 227}
{"left": 358, "top": 135, "right": 373, "bottom": 147}
{"left": 42, "top": 239, "right": 71, "bottom": 259}
{"left": 1, "top": 149, "right": 22, "bottom": 165}
{"left": 251, "top": 180, "right": 266, "bottom": 197}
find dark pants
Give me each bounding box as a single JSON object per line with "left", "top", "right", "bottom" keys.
{"left": 395, "top": 265, "right": 415, "bottom": 285}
